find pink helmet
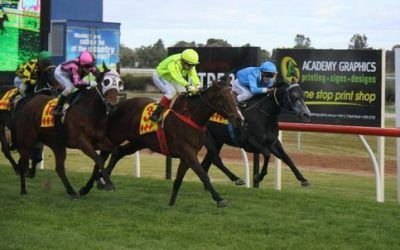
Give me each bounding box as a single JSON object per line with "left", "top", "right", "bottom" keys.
{"left": 78, "top": 51, "right": 96, "bottom": 67}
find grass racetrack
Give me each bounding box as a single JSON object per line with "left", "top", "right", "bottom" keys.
{"left": 1, "top": 146, "right": 400, "bottom": 249}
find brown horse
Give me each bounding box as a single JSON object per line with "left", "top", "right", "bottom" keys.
{"left": 0, "top": 64, "right": 59, "bottom": 174}
{"left": 81, "top": 80, "right": 244, "bottom": 207}
{"left": 15, "top": 66, "right": 122, "bottom": 198}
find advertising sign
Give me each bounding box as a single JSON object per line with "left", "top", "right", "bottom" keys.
{"left": 66, "top": 26, "right": 120, "bottom": 69}
{"left": 168, "top": 47, "right": 260, "bottom": 86}
{"left": 0, "top": 0, "right": 41, "bottom": 71}
{"left": 276, "top": 49, "right": 384, "bottom": 127}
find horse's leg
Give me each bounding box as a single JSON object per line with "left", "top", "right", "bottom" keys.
{"left": 80, "top": 150, "right": 111, "bottom": 196}
{"left": 51, "top": 145, "right": 79, "bottom": 199}
{"left": 169, "top": 160, "right": 189, "bottom": 206}
{"left": 202, "top": 138, "right": 244, "bottom": 185}
{"left": 269, "top": 139, "right": 310, "bottom": 187}
{"left": 97, "top": 143, "right": 140, "bottom": 190}
{"left": 26, "top": 143, "right": 44, "bottom": 178}
{"left": 78, "top": 139, "right": 114, "bottom": 191}
{"left": 18, "top": 148, "right": 31, "bottom": 195}
{"left": 182, "top": 152, "right": 226, "bottom": 208}
{"left": 0, "top": 123, "right": 19, "bottom": 173}
{"left": 254, "top": 152, "right": 271, "bottom": 183}
{"left": 247, "top": 137, "right": 275, "bottom": 186}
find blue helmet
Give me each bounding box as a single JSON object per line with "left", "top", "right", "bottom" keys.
{"left": 260, "top": 61, "right": 277, "bottom": 73}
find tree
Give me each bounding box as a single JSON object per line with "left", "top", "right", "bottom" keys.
{"left": 135, "top": 39, "right": 167, "bottom": 68}
{"left": 260, "top": 49, "right": 271, "bottom": 61}
{"left": 120, "top": 44, "right": 136, "bottom": 67}
{"left": 172, "top": 41, "right": 197, "bottom": 47}
{"left": 205, "top": 38, "right": 232, "bottom": 47}
{"left": 348, "top": 33, "right": 370, "bottom": 49}
{"left": 293, "top": 34, "right": 312, "bottom": 49}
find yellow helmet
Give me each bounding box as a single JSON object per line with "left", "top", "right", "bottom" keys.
{"left": 181, "top": 49, "right": 199, "bottom": 65}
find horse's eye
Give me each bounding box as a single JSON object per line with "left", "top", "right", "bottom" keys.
{"left": 103, "top": 79, "right": 111, "bottom": 86}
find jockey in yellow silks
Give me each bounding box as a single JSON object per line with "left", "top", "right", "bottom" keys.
{"left": 150, "top": 49, "right": 201, "bottom": 122}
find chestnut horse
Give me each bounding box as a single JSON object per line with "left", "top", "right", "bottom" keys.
{"left": 15, "top": 66, "right": 122, "bottom": 198}
{"left": 81, "top": 80, "right": 244, "bottom": 207}
{"left": 0, "top": 64, "right": 59, "bottom": 174}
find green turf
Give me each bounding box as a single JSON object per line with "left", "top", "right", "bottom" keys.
{"left": 1, "top": 151, "right": 400, "bottom": 249}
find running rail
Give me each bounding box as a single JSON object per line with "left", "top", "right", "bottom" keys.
{"left": 279, "top": 122, "right": 400, "bottom": 137}
{"left": 275, "top": 122, "right": 394, "bottom": 203}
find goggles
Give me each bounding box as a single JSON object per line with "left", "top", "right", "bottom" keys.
{"left": 261, "top": 71, "right": 276, "bottom": 78}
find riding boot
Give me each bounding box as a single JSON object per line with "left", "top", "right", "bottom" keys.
{"left": 53, "top": 95, "right": 67, "bottom": 116}
{"left": 54, "top": 95, "right": 67, "bottom": 144}
{"left": 150, "top": 96, "right": 170, "bottom": 122}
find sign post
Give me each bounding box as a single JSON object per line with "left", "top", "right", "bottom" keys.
{"left": 395, "top": 48, "right": 400, "bottom": 203}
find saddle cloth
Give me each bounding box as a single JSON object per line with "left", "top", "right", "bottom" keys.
{"left": 0, "top": 88, "right": 18, "bottom": 111}
{"left": 209, "top": 113, "right": 228, "bottom": 125}
{"left": 41, "top": 98, "right": 58, "bottom": 127}
{"left": 139, "top": 103, "right": 171, "bottom": 134}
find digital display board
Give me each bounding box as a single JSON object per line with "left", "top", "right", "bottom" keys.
{"left": 66, "top": 26, "right": 120, "bottom": 69}
{"left": 0, "top": 0, "right": 41, "bottom": 72}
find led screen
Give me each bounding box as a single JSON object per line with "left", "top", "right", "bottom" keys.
{"left": 0, "top": 0, "right": 41, "bottom": 71}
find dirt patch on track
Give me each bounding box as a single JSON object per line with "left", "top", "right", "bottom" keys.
{"left": 198, "top": 147, "right": 397, "bottom": 177}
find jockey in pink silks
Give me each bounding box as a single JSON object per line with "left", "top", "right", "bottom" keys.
{"left": 53, "top": 51, "right": 99, "bottom": 116}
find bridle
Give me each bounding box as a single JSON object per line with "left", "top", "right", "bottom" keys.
{"left": 94, "top": 70, "right": 121, "bottom": 113}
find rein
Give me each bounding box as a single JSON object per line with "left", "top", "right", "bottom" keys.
{"left": 169, "top": 109, "right": 206, "bottom": 131}
{"left": 168, "top": 86, "right": 232, "bottom": 132}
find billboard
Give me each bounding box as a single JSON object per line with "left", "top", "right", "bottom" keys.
{"left": 168, "top": 47, "right": 260, "bottom": 86}
{"left": 0, "top": 0, "right": 41, "bottom": 72}
{"left": 276, "top": 49, "right": 384, "bottom": 127}
{"left": 66, "top": 26, "right": 120, "bottom": 69}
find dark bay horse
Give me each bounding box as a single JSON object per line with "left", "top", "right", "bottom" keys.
{"left": 82, "top": 80, "right": 244, "bottom": 207}
{"left": 15, "top": 67, "right": 122, "bottom": 198}
{"left": 201, "top": 82, "right": 311, "bottom": 187}
{"left": 0, "top": 65, "right": 59, "bottom": 175}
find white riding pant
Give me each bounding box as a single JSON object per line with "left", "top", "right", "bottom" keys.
{"left": 152, "top": 72, "right": 186, "bottom": 100}
{"left": 232, "top": 79, "right": 253, "bottom": 103}
{"left": 13, "top": 76, "right": 27, "bottom": 94}
{"left": 54, "top": 65, "right": 75, "bottom": 97}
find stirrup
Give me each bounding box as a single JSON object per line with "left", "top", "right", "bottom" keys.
{"left": 150, "top": 113, "right": 162, "bottom": 122}
{"left": 53, "top": 107, "right": 63, "bottom": 116}
{"left": 239, "top": 102, "right": 247, "bottom": 108}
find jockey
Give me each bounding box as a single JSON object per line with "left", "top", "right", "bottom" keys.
{"left": 13, "top": 51, "right": 53, "bottom": 97}
{"left": 150, "top": 48, "right": 201, "bottom": 122}
{"left": 232, "top": 61, "right": 277, "bottom": 106}
{"left": 53, "top": 51, "right": 98, "bottom": 116}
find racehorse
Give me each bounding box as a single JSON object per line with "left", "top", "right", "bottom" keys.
{"left": 0, "top": 64, "right": 59, "bottom": 175}
{"left": 201, "top": 82, "right": 311, "bottom": 187}
{"left": 15, "top": 64, "right": 122, "bottom": 198}
{"left": 81, "top": 79, "right": 244, "bottom": 207}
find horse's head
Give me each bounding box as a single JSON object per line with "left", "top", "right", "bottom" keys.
{"left": 202, "top": 79, "right": 244, "bottom": 127}
{"left": 276, "top": 82, "right": 311, "bottom": 122}
{"left": 37, "top": 60, "right": 63, "bottom": 93}
{"left": 96, "top": 63, "right": 122, "bottom": 112}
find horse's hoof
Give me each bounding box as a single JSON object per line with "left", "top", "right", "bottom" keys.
{"left": 217, "top": 200, "right": 228, "bottom": 208}
{"left": 234, "top": 179, "right": 245, "bottom": 186}
{"left": 20, "top": 191, "right": 28, "bottom": 195}
{"left": 104, "top": 183, "right": 115, "bottom": 192}
{"left": 79, "top": 187, "right": 89, "bottom": 197}
{"left": 69, "top": 193, "right": 80, "bottom": 200}
{"left": 26, "top": 171, "right": 36, "bottom": 179}
{"left": 301, "top": 181, "right": 310, "bottom": 187}
{"left": 97, "top": 181, "right": 106, "bottom": 190}
{"left": 254, "top": 174, "right": 263, "bottom": 183}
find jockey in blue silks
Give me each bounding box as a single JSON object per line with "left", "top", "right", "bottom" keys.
{"left": 232, "top": 61, "right": 277, "bottom": 106}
